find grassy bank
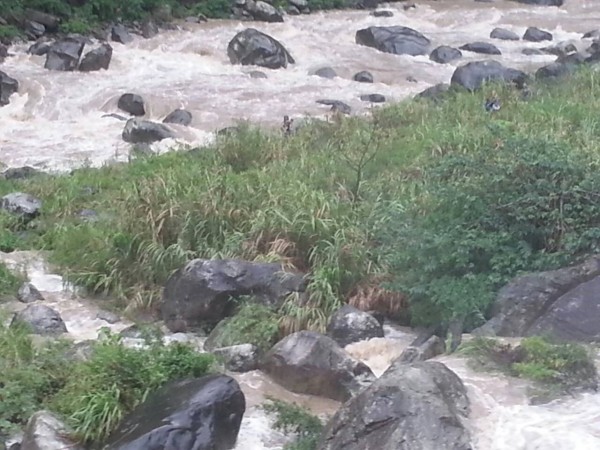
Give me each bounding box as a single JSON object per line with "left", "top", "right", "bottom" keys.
{"left": 2, "top": 69, "right": 600, "bottom": 336}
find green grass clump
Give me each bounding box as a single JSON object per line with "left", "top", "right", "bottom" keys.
{"left": 0, "top": 324, "right": 215, "bottom": 443}
{"left": 206, "top": 301, "right": 281, "bottom": 352}
{"left": 262, "top": 397, "right": 324, "bottom": 450}
{"left": 0, "top": 262, "right": 21, "bottom": 298}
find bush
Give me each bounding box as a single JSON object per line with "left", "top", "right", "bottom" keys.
{"left": 262, "top": 397, "right": 323, "bottom": 450}
{"left": 0, "top": 324, "right": 215, "bottom": 443}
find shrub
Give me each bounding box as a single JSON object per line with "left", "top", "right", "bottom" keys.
{"left": 262, "top": 397, "right": 324, "bottom": 450}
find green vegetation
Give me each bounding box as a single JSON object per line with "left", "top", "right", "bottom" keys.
{"left": 207, "top": 301, "right": 281, "bottom": 352}
{"left": 0, "top": 262, "right": 21, "bottom": 298}
{"left": 0, "top": 324, "right": 215, "bottom": 443}
{"left": 262, "top": 397, "right": 324, "bottom": 450}
{"left": 460, "top": 336, "right": 597, "bottom": 392}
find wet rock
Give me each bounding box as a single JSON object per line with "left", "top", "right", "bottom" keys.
{"left": 102, "top": 113, "right": 128, "bottom": 121}
{"left": 122, "top": 118, "right": 175, "bottom": 144}
{"left": 523, "top": 26, "right": 553, "bottom": 42}
{"left": 1, "top": 192, "right": 42, "bottom": 219}
{"left": 490, "top": 27, "right": 519, "bottom": 41}
{"left": 78, "top": 43, "right": 112, "bottom": 72}
{"left": 118, "top": 93, "right": 145, "bottom": 116}
{"left": 228, "top": 28, "right": 295, "bottom": 69}
{"left": 403, "top": 2, "right": 416, "bottom": 10}
{"left": 21, "top": 411, "right": 83, "bottom": 450}
{"left": 583, "top": 29, "right": 600, "bottom": 40}
{"left": 541, "top": 42, "right": 577, "bottom": 57}
{"left": 249, "top": 70, "right": 267, "bottom": 78}
{"left": 429, "top": 45, "right": 462, "bottom": 64}
{"left": 535, "top": 53, "right": 586, "bottom": 80}
{"left": 355, "top": 26, "right": 431, "bottom": 56}
{"left": 111, "top": 24, "right": 134, "bottom": 44}
{"left": 105, "top": 375, "right": 245, "bottom": 450}
{"left": 25, "top": 9, "right": 59, "bottom": 31}
{"left": 459, "top": 41, "right": 502, "bottom": 55}
{"left": 96, "top": 310, "right": 120, "bottom": 324}
{"left": 313, "top": 67, "right": 337, "bottom": 79}
{"left": 451, "top": 60, "right": 528, "bottom": 91}
{"left": 163, "top": 109, "right": 193, "bottom": 126}
{"left": 10, "top": 304, "right": 67, "bottom": 335}
{"left": 44, "top": 38, "right": 85, "bottom": 71}
{"left": 398, "top": 335, "right": 445, "bottom": 363}
{"left": 17, "top": 283, "right": 44, "bottom": 304}
{"left": 316, "top": 99, "right": 352, "bottom": 114}
{"left": 141, "top": 20, "right": 159, "bottom": 39}
{"left": 353, "top": 70, "right": 373, "bottom": 83}
{"left": 213, "top": 344, "right": 259, "bottom": 372}
{"left": 474, "top": 256, "right": 600, "bottom": 342}
{"left": 416, "top": 83, "right": 451, "bottom": 102}
{"left": 0, "top": 44, "right": 7, "bottom": 62}
{"left": 28, "top": 40, "right": 51, "bottom": 56}
{"left": 0, "top": 71, "right": 19, "bottom": 106}
{"left": 316, "top": 361, "right": 470, "bottom": 450}
{"left": 360, "top": 93, "right": 385, "bottom": 103}
{"left": 326, "top": 305, "right": 383, "bottom": 347}
{"left": 522, "top": 47, "right": 545, "bottom": 56}
{"left": 162, "top": 258, "right": 306, "bottom": 332}
{"left": 246, "top": 0, "right": 284, "bottom": 22}
{"left": 371, "top": 10, "right": 393, "bottom": 17}
{"left": 514, "top": 0, "right": 563, "bottom": 5}
{"left": 2, "top": 166, "right": 40, "bottom": 180}
{"left": 24, "top": 21, "right": 45, "bottom": 39}
{"left": 261, "top": 331, "right": 375, "bottom": 402}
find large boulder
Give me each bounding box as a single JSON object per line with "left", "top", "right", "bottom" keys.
{"left": 355, "top": 26, "right": 431, "bottom": 56}
{"left": 111, "top": 24, "right": 134, "bottom": 44}
{"left": 122, "top": 118, "right": 175, "bottom": 144}
{"left": 459, "top": 41, "right": 501, "bottom": 55}
{"left": 317, "top": 361, "right": 471, "bottom": 450}
{"left": 10, "top": 304, "right": 67, "bottom": 335}
{"left": 490, "top": 27, "right": 520, "bottom": 41}
{"left": 474, "top": 257, "right": 600, "bottom": 342}
{"left": 17, "top": 282, "right": 45, "bottom": 304}
{"left": 78, "top": 43, "right": 112, "bottom": 72}
{"left": 1, "top": 192, "right": 42, "bottom": 219}
{"left": 44, "top": 38, "right": 85, "bottom": 71}
{"left": 161, "top": 258, "right": 306, "bottom": 332}
{"left": 450, "top": 60, "right": 528, "bottom": 91}
{"left": 228, "top": 28, "right": 295, "bottom": 69}
{"left": 105, "top": 375, "right": 245, "bottom": 450}
{"left": 326, "top": 305, "right": 384, "bottom": 347}
{"left": 25, "top": 9, "right": 59, "bottom": 31}
{"left": 261, "top": 331, "right": 375, "bottom": 402}
{"left": 353, "top": 70, "right": 374, "bottom": 83}
{"left": 523, "top": 27, "right": 553, "bottom": 42}
{"left": 163, "top": 109, "right": 193, "bottom": 126}
{"left": 213, "top": 344, "right": 260, "bottom": 372}
{"left": 429, "top": 45, "right": 462, "bottom": 64}
{"left": 21, "top": 411, "right": 83, "bottom": 450}
{"left": 0, "top": 71, "right": 18, "bottom": 106}
{"left": 245, "top": 0, "right": 284, "bottom": 22}
{"left": 397, "top": 335, "right": 446, "bottom": 363}
{"left": 118, "top": 93, "right": 145, "bottom": 116}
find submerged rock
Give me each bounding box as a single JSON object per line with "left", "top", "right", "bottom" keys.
{"left": 360, "top": 93, "right": 386, "bottom": 103}
{"left": 523, "top": 27, "right": 553, "bottom": 42}
{"left": 317, "top": 361, "right": 471, "bottom": 450}
{"left": 79, "top": 43, "right": 112, "bottom": 72}
{"left": 316, "top": 99, "right": 352, "bottom": 115}
{"left": 122, "top": 118, "right": 175, "bottom": 144}
{"left": 326, "top": 305, "right": 383, "bottom": 347}
{"left": 459, "top": 41, "right": 502, "bottom": 55}
{"left": 355, "top": 26, "right": 431, "bottom": 56}
{"left": 161, "top": 258, "right": 306, "bottom": 332}
{"left": 106, "top": 375, "right": 245, "bottom": 450}
{"left": 228, "top": 28, "right": 295, "bottom": 69}
{"left": 490, "top": 27, "right": 520, "bottom": 41}
{"left": 261, "top": 331, "right": 376, "bottom": 402}
{"left": 429, "top": 45, "right": 462, "bottom": 64}
{"left": 353, "top": 70, "right": 374, "bottom": 82}
{"left": 313, "top": 67, "right": 337, "bottom": 79}
{"left": 21, "top": 410, "right": 83, "bottom": 450}
{"left": 11, "top": 304, "right": 67, "bottom": 335}
{"left": 163, "top": 109, "right": 193, "bottom": 126}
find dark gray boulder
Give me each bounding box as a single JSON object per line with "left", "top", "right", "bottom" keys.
{"left": 163, "top": 109, "right": 193, "bottom": 126}
{"left": 398, "top": 335, "right": 445, "bottom": 363}
{"left": 459, "top": 41, "right": 502, "bottom": 55}
{"left": 429, "top": 45, "right": 462, "bottom": 64}
{"left": 25, "top": 9, "right": 59, "bottom": 31}
{"left": 450, "top": 60, "right": 528, "bottom": 91}
{"left": 44, "top": 38, "right": 85, "bottom": 71}
{"left": 541, "top": 42, "right": 577, "bottom": 57}
{"left": 161, "top": 258, "right": 306, "bottom": 332}
{"left": 416, "top": 83, "right": 451, "bottom": 102}
{"left": 316, "top": 99, "right": 352, "bottom": 115}
{"left": 28, "top": 40, "right": 51, "bottom": 56}
{"left": 261, "top": 331, "right": 375, "bottom": 402}
{"left": 79, "top": 43, "right": 112, "bottom": 72}
{"left": 371, "top": 10, "right": 393, "bottom": 17}
{"left": 111, "top": 24, "right": 134, "bottom": 44}
{"left": 17, "top": 282, "right": 44, "bottom": 304}
{"left": 0, "top": 71, "right": 18, "bottom": 106}
{"left": 313, "top": 67, "right": 337, "bottom": 79}
{"left": 213, "top": 344, "right": 259, "bottom": 372}
{"left": 228, "top": 28, "right": 295, "bottom": 69}
{"left": 523, "top": 27, "right": 553, "bottom": 42}
{"left": 248, "top": 70, "right": 267, "bottom": 79}
{"left": 245, "top": 0, "right": 284, "bottom": 22}
{"left": 105, "top": 375, "right": 245, "bottom": 450}
{"left": 326, "top": 305, "right": 383, "bottom": 347}
{"left": 490, "top": 27, "right": 520, "bottom": 41}
{"left": 513, "top": 0, "right": 563, "bottom": 5}
{"left": 24, "top": 20, "right": 45, "bottom": 39}
{"left": 360, "top": 93, "right": 386, "bottom": 103}
{"left": 522, "top": 47, "right": 545, "bottom": 56}
{"left": 21, "top": 411, "right": 82, "bottom": 450}
{"left": 1, "top": 192, "right": 42, "bottom": 219}
{"left": 141, "top": 20, "right": 159, "bottom": 39}
{"left": 536, "top": 53, "right": 586, "bottom": 80}
{"left": 583, "top": 30, "right": 600, "bottom": 40}
{"left": 2, "top": 166, "right": 40, "bottom": 180}
{"left": 353, "top": 70, "right": 373, "bottom": 83}
{"left": 474, "top": 257, "right": 600, "bottom": 342}
{"left": 118, "top": 93, "right": 145, "bottom": 116}
{"left": 355, "top": 26, "right": 430, "bottom": 56}
{"left": 122, "top": 119, "right": 175, "bottom": 144}
{"left": 10, "top": 304, "right": 67, "bottom": 335}
{"left": 317, "top": 360, "right": 471, "bottom": 450}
